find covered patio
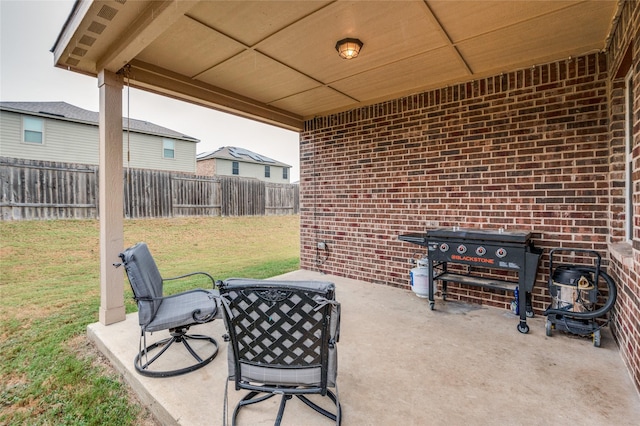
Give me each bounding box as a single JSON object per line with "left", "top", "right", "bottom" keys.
{"left": 52, "top": 0, "right": 640, "bottom": 415}
{"left": 89, "top": 270, "right": 640, "bottom": 425}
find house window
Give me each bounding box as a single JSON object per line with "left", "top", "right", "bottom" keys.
{"left": 23, "top": 116, "right": 44, "bottom": 144}
{"left": 232, "top": 161, "right": 239, "bottom": 175}
{"left": 283, "top": 168, "right": 288, "bottom": 179}
{"left": 265, "top": 166, "right": 271, "bottom": 178}
{"left": 163, "top": 139, "right": 175, "bottom": 159}
{"left": 625, "top": 71, "right": 635, "bottom": 241}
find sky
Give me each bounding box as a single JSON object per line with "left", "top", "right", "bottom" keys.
{"left": 0, "top": 0, "right": 301, "bottom": 181}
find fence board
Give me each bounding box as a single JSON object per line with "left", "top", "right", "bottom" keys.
{"left": 171, "top": 175, "right": 221, "bottom": 217}
{"left": 220, "top": 176, "right": 268, "bottom": 216}
{"left": 0, "top": 157, "right": 97, "bottom": 220}
{"left": 1, "top": 157, "right": 298, "bottom": 220}
{"left": 265, "top": 183, "right": 299, "bottom": 215}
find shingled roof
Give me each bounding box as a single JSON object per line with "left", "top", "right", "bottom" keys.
{"left": 197, "top": 146, "right": 290, "bottom": 168}
{"left": 0, "top": 101, "right": 199, "bottom": 142}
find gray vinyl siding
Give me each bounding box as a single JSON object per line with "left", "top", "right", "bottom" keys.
{"left": 126, "top": 132, "right": 196, "bottom": 172}
{"left": 216, "top": 158, "right": 289, "bottom": 183}
{"left": 0, "top": 111, "right": 196, "bottom": 173}
{"left": 0, "top": 111, "right": 97, "bottom": 163}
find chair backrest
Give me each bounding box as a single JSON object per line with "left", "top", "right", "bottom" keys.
{"left": 119, "top": 242, "right": 164, "bottom": 326}
{"left": 220, "top": 278, "right": 339, "bottom": 391}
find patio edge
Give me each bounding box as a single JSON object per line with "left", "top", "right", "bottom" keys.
{"left": 87, "top": 315, "right": 178, "bottom": 426}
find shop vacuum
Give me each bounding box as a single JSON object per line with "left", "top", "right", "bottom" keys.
{"left": 544, "top": 249, "right": 617, "bottom": 347}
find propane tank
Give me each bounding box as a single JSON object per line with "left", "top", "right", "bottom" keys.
{"left": 410, "top": 256, "right": 430, "bottom": 298}
{"left": 511, "top": 286, "right": 519, "bottom": 315}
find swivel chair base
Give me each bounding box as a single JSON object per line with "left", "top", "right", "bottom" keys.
{"left": 135, "top": 326, "right": 219, "bottom": 378}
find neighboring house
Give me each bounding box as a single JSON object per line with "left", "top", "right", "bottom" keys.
{"left": 197, "top": 146, "right": 291, "bottom": 183}
{"left": 0, "top": 101, "right": 199, "bottom": 173}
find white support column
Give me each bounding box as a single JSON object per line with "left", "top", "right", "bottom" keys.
{"left": 98, "top": 69, "right": 126, "bottom": 325}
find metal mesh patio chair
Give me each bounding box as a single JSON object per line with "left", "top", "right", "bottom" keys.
{"left": 219, "top": 278, "right": 341, "bottom": 425}
{"left": 116, "top": 242, "right": 219, "bottom": 377}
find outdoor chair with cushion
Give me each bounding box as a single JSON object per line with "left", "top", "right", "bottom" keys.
{"left": 116, "top": 242, "right": 219, "bottom": 377}
{"left": 219, "top": 278, "right": 341, "bottom": 425}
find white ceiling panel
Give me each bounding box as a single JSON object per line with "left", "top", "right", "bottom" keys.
{"left": 331, "top": 46, "right": 469, "bottom": 102}
{"left": 259, "top": 1, "right": 449, "bottom": 84}
{"left": 428, "top": 0, "right": 580, "bottom": 42}
{"left": 136, "top": 15, "right": 245, "bottom": 77}
{"left": 187, "top": 0, "right": 332, "bottom": 47}
{"left": 196, "top": 50, "right": 321, "bottom": 104}
{"left": 457, "top": 2, "right": 615, "bottom": 74}
{"left": 53, "top": 0, "right": 620, "bottom": 129}
{"left": 270, "top": 86, "right": 357, "bottom": 117}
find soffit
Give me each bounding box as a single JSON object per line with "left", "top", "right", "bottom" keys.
{"left": 53, "top": 0, "right": 619, "bottom": 131}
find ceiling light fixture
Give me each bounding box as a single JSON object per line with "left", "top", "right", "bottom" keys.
{"left": 335, "top": 38, "right": 363, "bottom": 59}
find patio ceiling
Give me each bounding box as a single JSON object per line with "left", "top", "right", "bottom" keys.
{"left": 52, "top": 0, "right": 618, "bottom": 130}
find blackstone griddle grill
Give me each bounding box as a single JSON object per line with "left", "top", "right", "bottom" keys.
{"left": 399, "top": 228, "right": 542, "bottom": 333}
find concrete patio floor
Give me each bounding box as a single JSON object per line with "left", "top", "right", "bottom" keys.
{"left": 88, "top": 270, "right": 640, "bottom": 425}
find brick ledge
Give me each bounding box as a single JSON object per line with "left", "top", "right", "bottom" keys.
{"left": 609, "top": 242, "right": 634, "bottom": 268}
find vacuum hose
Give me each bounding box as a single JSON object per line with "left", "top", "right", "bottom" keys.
{"left": 544, "top": 267, "right": 618, "bottom": 320}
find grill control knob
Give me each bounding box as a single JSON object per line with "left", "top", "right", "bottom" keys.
{"left": 457, "top": 245, "right": 467, "bottom": 254}
{"left": 476, "top": 246, "right": 486, "bottom": 256}
{"left": 496, "top": 248, "right": 507, "bottom": 258}
{"left": 439, "top": 243, "right": 449, "bottom": 252}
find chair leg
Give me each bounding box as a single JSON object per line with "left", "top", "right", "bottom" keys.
{"left": 135, "top": 328, "right": 219, "bottom": 378}
{"left": 297, "top": 390, "right": 341, "bottom": 424}
{"left": 231, "top": 390, "right": 341, "bottom": 426}
{"left": 181, "top": 333, "right": 216, "bottom": 362}
{"left": 136, "top": 335, "right": 176, "bottom": 370}
{"left": 232, "top": 392, "right": 278, "bottom": 426}
{"left": 275, "top": 395, "right": 292, "bottom": 426}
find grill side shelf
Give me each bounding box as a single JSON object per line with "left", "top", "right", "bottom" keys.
{"left": 398, "top": 233, "right": 428, "bottom": 246}
{"left": 434, "top": 272, "right": 517, "bottom": 293}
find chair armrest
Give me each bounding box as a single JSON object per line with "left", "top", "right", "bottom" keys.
{"left": 312, "top": 294, "right": 341, "bottom": 345}
{"left": 162, "top": 271, "right": 216, "bottom": 289}
{"left": 330, "top": 302, "right": 341, "bottom": 344}
{"left": 135, "top": 287, "right": 218, "bottom": 302}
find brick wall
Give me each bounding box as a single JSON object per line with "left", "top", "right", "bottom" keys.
{"left": 301, "top": 52, "right": 608, "bottom": 304}
{"left": 605, "top": 0, "right": 640, "bottom": 396}
{"left": 196, "top": 158, "right": 216, "bottom": 176}
{"left": 607, "top": 65, "right": 640, "bottom": 398}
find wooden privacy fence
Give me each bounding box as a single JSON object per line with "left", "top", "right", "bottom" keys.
{"left": 1, "top": 157, "right": 299, "bottom": 220}
{"left": 0, "top": 157, "right": 98, "bottom": 220}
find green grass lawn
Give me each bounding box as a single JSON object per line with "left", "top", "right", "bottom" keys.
{"left": 0, "top": 216, "right": 300, "bottom": 425}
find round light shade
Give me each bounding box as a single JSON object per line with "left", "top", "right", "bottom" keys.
{"left": 335, "top": 38, "right": 363, "bottom": 59}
